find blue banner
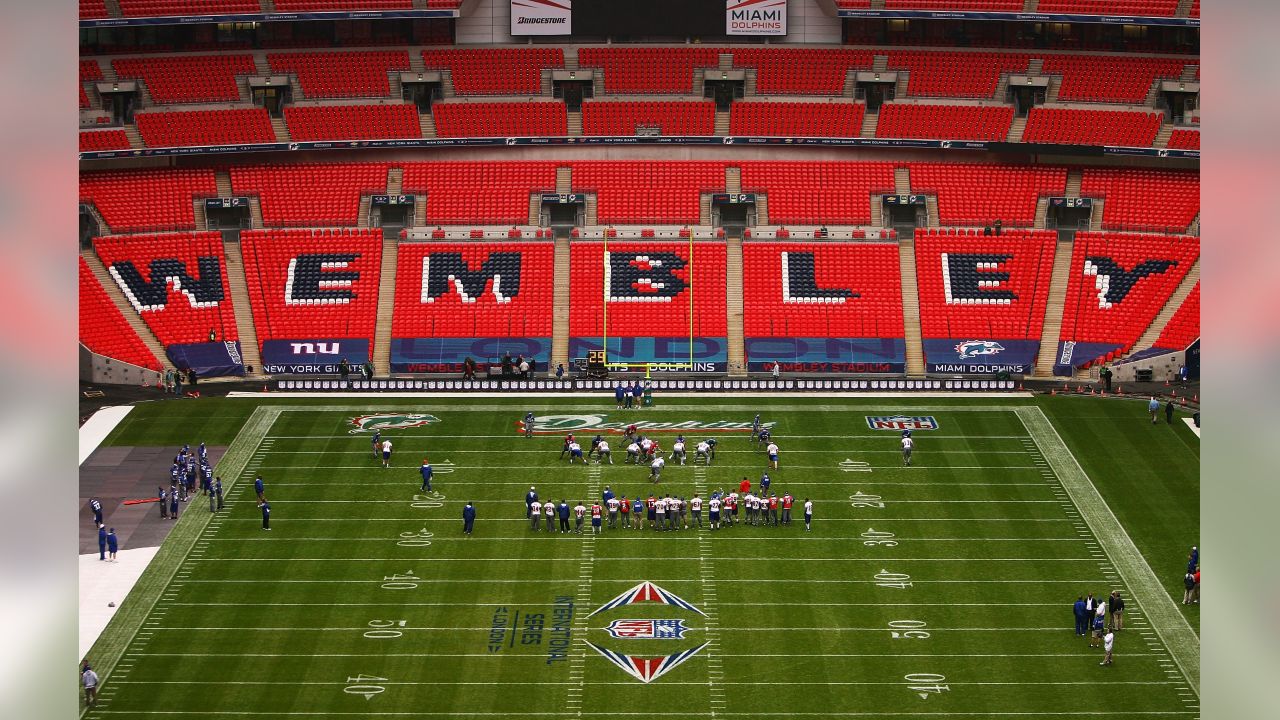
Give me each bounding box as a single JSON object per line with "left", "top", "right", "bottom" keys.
{"left": 261, "top": 339, "right": 370, "bottom": 374}
{"left": 166, "top": 341, "right": 245, "bottom": 378}
{"left": 923, "top": 338, "right": 1040, "bottom": 374}
{"left": 744, "top": 337, "right": 905, "bottom": 374}
{"left": 837, "top": 9, "right": 1198, "bottom": 27}
{"left": 1184, "top": 339, "right": 1200, "bottom": 381}
{"left": 569, "top": 337, "right": 727, "bottom": 373}
{"left": 1053, "top": 341, "right": 1123, "bottom": 376}
{"left": 391, "top": 337, "right": 550, "bottom": 373}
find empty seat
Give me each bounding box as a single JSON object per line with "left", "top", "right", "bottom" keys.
{"left": 113, "top": 55, "right": 256, "bottom": 104}
{"left": 730, "top": 101, "right": 865, "bottom": 137}
{"left": 582, "top": 100, "right": 715, "bottom": 136}
{"left": 1022, "top": 107, "right": 1163, "bottom": 147}
{"left": 135, "top": 107, "right": 276, "bottom": 147}
{"left": 432, "top": 102, "right": 566, "bottom": 138}
{"left": 79, "top": 256, "right": 162, "bottom": 370}
{"left": 876, "top": 103, "right": 1014, "bottom": 141}
{"left": 284, "top": 103, "right": 421, "bottom": 141}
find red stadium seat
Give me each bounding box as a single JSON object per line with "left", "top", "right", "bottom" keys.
{"left": 579, "top": 47, "right": 722, "bottom": 94}
{"left": 401, "top": 162, "right": 558, "bottom": 225}
{"left": 876, "top": 103, "right": 1014, "bottom": 141}
{"left": 80, "top": 130, "right": 131, "bottom": 152}
{"left": 80, "top": 59, "right": 104, "bottom": 109}
{"left": 432, "top": 102, "right": 567, "bottom": 138}
{"left": 116, "top": 0, "right": 260, "bottom": 17}
{"left": 1037, "top": 0, "right": 1178, "bottom": 16}
{"left": 739, "top": 162, "right": 896, "bottom": 225}
{"left": 1153, "top": 282, "right": 1199, "bottom": 350}
{"left": 1080, "top": 168, "right": 1199, "bottom": 232}
{"left": 1022, "top": 107, "right": 1163, "bottom": 147}
{"left": 1041, "top": 55, "right": 1186, "bottom": 103}
{"left": 730, "top": 101, "right": 865, "bottom": 137}
{"left": 732, "top": 48, "right": 875, "bottom": 96}
{"left": 81, "top": 168, "right": 218, "bottom": 233}
{"left": 582, "top": 101, "right": 715, "bottom": 136}
{"left": 887, "top": 51, "right": 1031, "bottom": 98}
{"left": 230, "top": 163, "right": 390, "bottom": 227}
{"left": 572, "top": 161, "right": 726, "bottom": 224}
{"left": 113, "top": 55, "right": 256, "bottom": 104}
{"left": 268, "top": 50, "right": 411, "bottom": 99}
{"left": 1167, "top": 129, "right": 1200, "bottom": 150}
{"left": 80, "top": 0, "right": 110, "bottom": 19}
{"left": 908, "top": 163, "right": 1066, "bottom": 227}
{"left": 79, "top": 256, "right": 162, "bottom": 371}
{"left": 421, "top": 48, "right": 564, "bottom": 95}
{"left": 136, "top": 108, "right": 276, "bottom": 147}
{"left": 284, "top": 103, "right": 422, "bottom": 141}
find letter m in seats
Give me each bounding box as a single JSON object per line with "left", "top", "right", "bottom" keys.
{"left": 421, "top": 252, "right": 522, "bottom": 304}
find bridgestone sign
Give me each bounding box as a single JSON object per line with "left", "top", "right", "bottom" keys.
{"left": 511, "top": 0, "right": 572, "bottom": 35}
{"left": 726, "top": 0, "right": 787, "bottom": 36}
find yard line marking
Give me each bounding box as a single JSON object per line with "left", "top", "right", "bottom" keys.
{"left": 266, "top": 433, "right": 1034, "bottom": 440}
{"left": 106, "top": 679, "right": 1182, "bottom": 687}
{"left": 694, "top": 460, "right": 726, "bottom": 716}
{"left": 199, "top": 536, "right": 1088, "bottom": 542}
{"left": 185, "top": 557, "right": 1099, "bottom": 562}
{"left": 1017, "top": 406, "right": 1199, "bottom": 696}
{"left": 247, "top": 499, "right": 1064, "bottom": 505}
{"left": 271, "top": 449, "right": 1036, "bottom": 455}
{"left": 213, "top": 517, "right": 1078, "bottom": 522}
{"left": 566, "top": 460, "right": 603, "bottom": 712}
{"left": 253, "top": 465, "right": 1042, "bottom": 471}
{"left": 178, "top": 578, "right": 1115, "bottom": 584}
{"left": 129, "top": 651, "right": 1168, "bottom": 659}
{"left": 168, "top": 601, "right": 1082, "bottom": 608}
{"left": 140, "top": 625, "right": 1105, "bottom": 633}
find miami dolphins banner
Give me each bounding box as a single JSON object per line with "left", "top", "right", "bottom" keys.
{"left": 923, "top": 339, "right": 1040, "bottom": 374}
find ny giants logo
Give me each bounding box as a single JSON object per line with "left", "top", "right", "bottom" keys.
{"left": 586, "top": 582, "right": 708, "bottom": 683}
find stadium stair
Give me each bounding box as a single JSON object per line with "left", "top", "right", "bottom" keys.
{"left": 566, "top": 110, "right": 582, "bottom": 136}
{"left": 386, "top": 166, "right": 403, "bottom": 197}
{"left": 1034, "top": 198, "right": 1050, "bottom": 229}
{"left": 1188, "top": 212, "right": 1199, "bottom": 236}
{"left": 1065, "top": 168, "right": 1083, "bottom": 197}
{"left": 1007, "top": 116, "right": 1027, "bottom": 143}
{"left": 725, "top": 166, "right": 742, "bottom": 194}
{"left": 1089, "top": 200, "right": 1105, "bottom": 230}
{"left": 1153, "top": 124, "right": 1174, "bottom": 148}
{"left": 528, "top": 194, "right": 541, "bottom": 226}
{"left": 358, "top": 195, "right": 373, "bottom": 228}
{"left": 271, "top": 116, "right": 291, "bottom": 142}
{"left": 925, "top": 196, "right": 940, "bottom": 227}
{"left": 894, "top": 167, "right": 911, "bottom": 195}
{"left": 372, "top": 237, "right": 399, "bottom": 377}
{"left": 726, "top": 234, "right": 746, "bottom": 376}
{"left": 247, "top": 198, "right": 265, "bottom": 229}
{"left": 860, "top": 111, "right": 878, "bottom": 138}
{"left": 556, "top": 166, "right": 572, "bottom": 194}
{"left": 1032, "top": 238, "right": 1075, "bottom": 377}
{"left": 584, "top": 194, "right": 598, "bottom": 226}
{"left": 104, "top": 0, "right": 122, "bottom": 17}
{"left": 1176, "top": 0, "right": 1193, "bottom": 16}
{"left": 123, "top": 125, "right": 144, "bottom": 150}
{"left": 80, "top": 248, "right": 174, "bottom": 372}
{"left": 419, "top": 111, "right": 437, "bottom": 139}
{"left": 215, "top": 171, "right": 233, "bottom": 198}
{"left": 715, "top": 110, "right": 730, "bottom": 136}
{"left": 898, "top": 238, "right": 926, "bottom": 376}
{"left": 551, "top": 236, "right": 571, "bottom": 371}
{"left": 221, "top": 240, "right": 265, "bottom": 377}
{"left": 1024, "top": 0, "right": 1039, "bottom": 10}
{"left": 1126, "top": 257, "right": 1201, "bottom": 356}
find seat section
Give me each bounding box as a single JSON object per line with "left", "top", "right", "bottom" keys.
{"left": 81, "top": 0, "right": 110, "bottom": 19}
{"left": 883, "top": 0, "right": 1023, "bottom": 8}
{"left": 79, "top": 256, "right": 162, "bottom": 371}
{"left": 274, "top": 1, "right": 413, "bottom": 10}
{"left": 1040, "top": 55, "right": 1186, "bottom": 103}
{"left": 1080, "top": 167, "right": 1199, "bottom": 233}
{"left": 1167, "top": 129, "right": 1200, "bottom": 150}
{"left": 1022, "top": 107, "right": 1162, "bottom": 147}
{"left": 113, "top": 55, "right": 256, "bottom": 104}
{"left": 239, "top": 229, "right": 382, "bottom": 348}
{"left": 739, "top": 161, "right": 896, "bottom": 225}
{"left": 80, "top": 59, "right": 103, "bottom": 109}
{"left": 914, "top": 229, "right": 1056, "bottom": 339}
{"left": 730, "top": 101, "right": 865, "bottom": 137}
{"left": 876, "top": 103, "right": 1014, "bottom": 141}
{"left": 401, "top": 161, "right": 558, "bottom": 225}
{"left": 569, "top": 241, "right": 727, "bottom": 338}
{"left": 732, "top": 48, "right": 875, "bottom": 95}
{"left": 1153, "top": 282, "right": 1199, "bottom": 351}
{"left": 1037, "top": 0, "right": 1179, "bottom": 15}
{"left": 908, "top": 163, "right": 1066, "bottom": 227}
{"left": 886, "top": 51, "right": 1030, "bottom": 98}
{"left": 1057, "top": 232, "right": 1199, "bottom": 364}
{"left": 230, "top": 162, "right": 389, "bottom": 227}
{"left": 582, "top": 100, "right": 715, "bottom": 136}
{"left": 135, "top": 107, "right": 276, "bottom": 147}
{"left": 571, "top": 161, "right": 725, "bottom": 224}
{"left": 268, "top": 50, "right": 410, "bottom": 99}
{"left": 81, "top": 130, "right": 131, "bottom": 152}
{"left": 284, "top": 103, "right": 421, "bottom": 141}
{"left": 421, "top": 48, "right": 564, "bottom": 95}
{"left": 81, "top": 168, "right": 218, "bottom": 233}
{"left": 393, "top": 242, "right": 555, "bottom": 338}
{"left": 116, "top": 0, "right": 261, "bottom": 16}
{"left": 578, "top": 47, "right": 722, "bottom": 94}
{"left": 92, "top": 232, "right": 240, "bottom": 347}
{"left": 742, "top": 242, "right": 903, "bottom": 338}
{"left": 432, "top": 101, "right": 567, "bottom": 138}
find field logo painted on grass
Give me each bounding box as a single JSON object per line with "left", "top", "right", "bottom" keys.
{"left": 954, "top": 340, "right": 1005, "bottom": 359}
{"left": 348, "top": 413, "right": 441, "bottom": 434}
{"left": 586, "top": 581, "right": 709, "bottom": 683}
{"left": 865, "top": 415, "right": 940, "bottom": 431}
{"left": 523, "top": 414, "right": 775, "bottom": 436}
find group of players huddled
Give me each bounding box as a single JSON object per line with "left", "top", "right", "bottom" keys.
{"left": 522, "top": 414, "right": 811, "bottom": 533}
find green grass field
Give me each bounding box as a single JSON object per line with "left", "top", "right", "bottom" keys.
{"left": 83, "top": 394, "right": 1200, "bottom": 718}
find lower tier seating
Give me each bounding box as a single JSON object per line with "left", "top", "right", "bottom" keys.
{"left": 1153, "top": 282, "right": 1199, "bottom": 351}
{"left": 401, "top": 161, "right": 558, "bottom": 225}
{"left": 79, "top": 256, "right": 162, "bottom": 371}
{"left": 81, "top": 130, "right": 131, "bottom": 152}
{"left": 571, "top": 162, "right": 725, "bottom": 224}
{"left": 80, "top": 168, "right": 218, "bottom": 233}
{"left": 740, "top": 161, "right": 896, "bottom": 225}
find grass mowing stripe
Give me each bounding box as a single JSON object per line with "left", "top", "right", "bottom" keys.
{"left": 1015, "top": 406, "right": 1200, "bottom": 697}
{"left": 81, "top": 405, "right": 279, "bottom": 717}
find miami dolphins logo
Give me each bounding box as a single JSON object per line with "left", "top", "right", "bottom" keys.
{"left": 348, "top": 413, "right": 441, "bottom": 434}
{"left": 954, "top": 340, "right": 1005, "bottom": 360}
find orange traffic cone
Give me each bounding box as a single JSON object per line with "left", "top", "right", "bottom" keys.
{"left": 1181, "top": 397, "right": 1187, "bottom": 406}
{"left": 1193, "top": 394, "right": 1198, "bottom": 403}
{"left": 1050, "top": 387, "right": 1057, "bottom": 395}
{"left": 1117, "top": 384, "right": 1123, "bottom": 394}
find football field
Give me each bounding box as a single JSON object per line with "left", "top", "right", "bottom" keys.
{"left": 83, "top": 395, "right": 1200, "bottom": 718}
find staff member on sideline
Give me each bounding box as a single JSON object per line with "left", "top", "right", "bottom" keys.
{"left": 82, "top": 664, "right": 99, "bottom": 707}
{"left": 260, "top": 500, "right": 271, "bottom": 530}
{"left": 462, "top": 501, "right": 476, "bottom": 535}
{"left": 1100, "top": 629, "right": 1115, "bottom": 666}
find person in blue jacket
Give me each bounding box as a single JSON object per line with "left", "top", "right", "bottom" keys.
{"left": 420, "top": 458, "right": 434, "bottom": 492}
{"left": 462, "top": 502, "right": 476, "bottom": 535}
{"left": 106, "top": 528, "right": 119, "bottom": 562}
{"left": 97, "top": 524, "right": 107, "bottom": 561}
{"left": 1073, "top": 596, "right": 1088, "bottom": 636}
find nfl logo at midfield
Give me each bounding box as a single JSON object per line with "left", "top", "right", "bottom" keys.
{"left": 605, "top": 619, "right": 691, "bottom": 640}
{"left": 866, "top": 415, "right": 940, "bottom": 431}
{"left": 586, "top": 581, "right": 709, "bottom": 684}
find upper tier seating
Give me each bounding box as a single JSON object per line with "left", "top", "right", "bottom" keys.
{"left": 92, "top": 232, "right": 240, "bottom": 346}
{"left": 914, "top": 229, "right": 1057, "bottom": 339}
{"left": 421, "top": 48, "right": 565, "bottom": 95}
{"left": 117, "top": 0, "right": 261, "bottom": 16}
{"left": 284, "top": 103, "right": 421, "bottom": 141}
{"left": 230, "top": 163, "right": 389, "bottom": 227}
{"left": 742, "top": 242, "right": 904, "bottom": 339}
{"left": 401, "top": 161, "right": 558, "bottom": 225}
{"left": 887, "top": 51, "right": 1030, "bottom": 98}
{"left": 273, "top": 1, "right": 413, "bottom": 10}
{"left": 1191, "top": 0, "right": 1199, "bottom": 17}
{"left": 571, "top": 162, "right": 725, "bottom": 224}
{"left": 1167, "top": 129, "right": 1200, "bottom": 150}
{"left": 1079, "top": 168, "right": 1199, "bottom": 232}
{"left": 80, "top": 59, "right": 103, "bottom": 109}
{"left": 239, "top": 229, "right": 383, "bottom": 346}
{"left": 1040, "top": 55, "right": 1187, "bottom": 103}
{"left": 1037, "top": 0, "right": 1179, "bottom": 16}
{"left": 79, "top": 256, "right": 162, "bottom": 371}
{"left": 81, "top": 130, "right": 131, "bottom": 152}
{"left": 268, "top": 50, "right": 411, "bottom": 98}
{"left": 1153, "top": 282, "right": 1199, "bottom": 351}
{"left": 81, "top": 0, "right": 109, "bottom": 19}
{"left": 582, "top": 101, "right": 715, "bottom": 136}
{"left": 569, "top": 241, "right": 727, "bottom": 337}
{"left": 433, "top": 101, "right": 567, "bottom": 137}
{"left": 81, "top": 168, "right": 218, "bottom": 233}
{"left": 136, "top": 107, "right": 276, "bottom": 147}
{"left": 732, "top": 48, "right": 875, "bottom": 95}
{"left": 579, "top": 47, "right": 721, "bottom": 94}
{"left": 1022, "top": 107, "right": 1163, "bottom": 147}
{"left": 392, "top": 242, "right": 555, "bottom": 338}
{"left": 908, "top": 163, "right": 1066, "bottom": 227}
{"left": 883, "top": 0, "right": 1023, "bottom": 8}
{"left": 730, "top": 101, "right": 865, "bottom": 137}
{"left": 876, "top": 103, "right": 1014, "bottom": 141}
{"left": 740, "top": 162, "right": 896, "bottom": 225}
{"left": 113, "top": 55, "right": 255, "bottom": 104}
{"left": 1057, "top": 232, "right": 1199, "bottom": 360}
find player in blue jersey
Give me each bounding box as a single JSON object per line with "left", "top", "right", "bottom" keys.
{"left": 420, "top": 458, "right": 434, "bottom": 492}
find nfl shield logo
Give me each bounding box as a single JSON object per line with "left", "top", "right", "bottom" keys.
{"left": 605, "top": 619, "right": 691, "bottom": 640}
{"left": 865, "top": 416, "right": 940, "bottom": 431}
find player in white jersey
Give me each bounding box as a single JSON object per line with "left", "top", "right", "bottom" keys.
{"left": 606, "top": 496, "right": 621, "bottom": 529}
{"left": 640, "top": 437, "right": 655, "bottom": 459}
{"left": 595, "top": 440, "right": 613, "bottom": 464}
{"left": 690, "top": 494, "right": 703, "bottom": 528}
{"left": 670, "top": 440, "right": 686, "bottom": 465}
{"left": 669, "top": 496, "right": 682, "bottom": 530}
{"left": 650, "top": 456, "right": 665, "bottom": 482}
{"left": 567, "top": 441, "right": 584, "bottom": 463}
{"left": 654, "top": 496, "right": 667, "bottom": 530}
{"left": 381, "top": 439, "right": 394, "bottom": 468}
{"left": 902, "top": 436, "right": 914, "bottom": 466}
{"left": 544, "top": 500, "right": 555, "bottom": 532}
{"left": 804, "top": 498, "right": 813, "bottom": 531}
{"left": 765, "top": 442, "right": 780, "bottom": 469}
{"left": 708, "top": 496, "right": 721, "bottom": 529}
{"left": 726, "top": 492, "right": 738, "bottom": 526}
{"left": 573, "top": 501, "right": 587, "bottom": 533}
{"left": 626, "top": 441, "right": 641, "bottom": 464}
{"left": 530, "top": 500, "right": 543, "bottom": 530}
{"left": 744, "top": 493, "right": 757, "bottom": 525}
{"left": 694, "top": 441, "right": 712, "bottom": 465}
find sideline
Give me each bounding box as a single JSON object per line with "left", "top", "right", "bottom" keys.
{"left": 228, "top": 391, "right": 1034, "bottom": 400}
{"left": 79, "top": 405, "right": 134, "bottom": 465}
{"left": 79, "top": 548, "right": 160, "bottom": 659}
{"left": 1181, "top": 417, "right": 1200, "bottom": 438}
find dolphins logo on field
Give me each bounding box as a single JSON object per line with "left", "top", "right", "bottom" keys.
{"left": 348, "top": 413, "right": 441, "bottom": 433}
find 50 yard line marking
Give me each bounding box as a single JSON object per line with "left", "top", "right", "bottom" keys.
{"left": 567, "top": 458, "right": 603, "bottom": 715}
{"left": 693, "top": 461, "right": 726, "bottom": 715}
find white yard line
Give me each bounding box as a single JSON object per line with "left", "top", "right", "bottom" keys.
{"left": 1016, "top": 406, "right": 1199, "bottom": 696}
{"left": 230, "top": 391, "right": 1034, "bottom": 400}
{"left": 1180, "top": 417, "right": 1200, "bottom": 438}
